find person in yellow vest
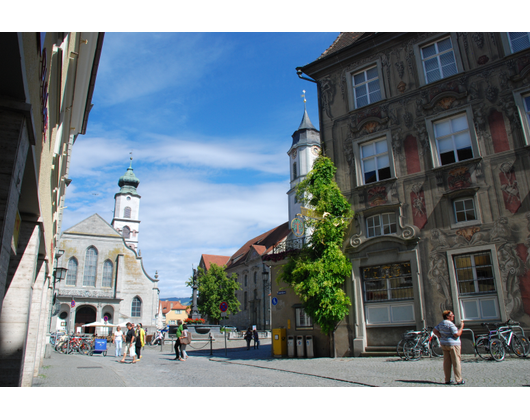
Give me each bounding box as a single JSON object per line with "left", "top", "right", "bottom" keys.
{"left": 135, "top": 323, "right": 146, "bottom": 360}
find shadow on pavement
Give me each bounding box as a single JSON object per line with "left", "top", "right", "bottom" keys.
{"left": 396, "top": 379, "right": 445, "bottom": 385}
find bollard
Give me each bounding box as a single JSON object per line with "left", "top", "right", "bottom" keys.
{"left": 210, "top": 332, "right": 213, "bottom": 356}
{"left": 160, "top": 338, "right": 164, "bottom": 352}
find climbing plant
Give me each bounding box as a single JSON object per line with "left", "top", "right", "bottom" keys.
{"left": 279, "top": 155, "right": 353, "bottom": 335}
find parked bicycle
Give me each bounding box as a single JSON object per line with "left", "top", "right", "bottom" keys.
{"left": 56, "top": 334, "right": 92, "bottom": 355}
{"left": 474, "top": 320, "right": 529, "bottom": 361}
{"left": 397, "top": 327, "right": 442, "bottom": 360}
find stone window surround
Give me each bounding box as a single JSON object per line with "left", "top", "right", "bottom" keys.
{"left": 499, "top": 32, "right": 530, "bottom": 56}
{"left": 351, "top": 247, "right": 423, "bottom": 329}
{"left": 424, "top": 106, "right": 480, "bottom": 169}
{"left": 351, "top": 129, "right": 396, "bottom": 187}
{"left": 513, "top": 87, "right": 530, "bottom": 146}
{"left": 445, "top": 244, "right": 507, "bottom": 325}
{"left": 344, "top": 59, "right": 386, "bottom": 113}
{"left": 413, "top": 32, "right": 464, "bottom": 87}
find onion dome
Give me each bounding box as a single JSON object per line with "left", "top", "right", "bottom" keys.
{"left": 118, "top": 158, "right": 140, "bottom": 194}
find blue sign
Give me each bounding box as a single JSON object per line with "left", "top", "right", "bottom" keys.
{"left": 272, "top": 298, "right": 278, "bottom": 306}
{"left": 220, "top": 301, "right": 228, "bottom": 312}
{"left": 277, "top": 291, "right": 286, "bottom": 295}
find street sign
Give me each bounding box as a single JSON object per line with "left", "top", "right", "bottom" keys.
{"left": 71, "top": 299, "right": 76, "bottom": 308}
{"left": 277, "top": 291, "right": 286, "bottom": 295}
{"left": 272, "top": 297, "right": 278, "bottom": 306}
{"left": 221, "top": 312, "right": 227, "bottom": 318}
{"left": 220, "top": 301, "right": 228, "bottom": 312}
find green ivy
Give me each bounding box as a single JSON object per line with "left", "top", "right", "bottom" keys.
{"left": 279, "top": 156, "right": 353, "bottom": 335}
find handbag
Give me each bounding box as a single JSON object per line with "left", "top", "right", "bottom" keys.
{"left": 179, "top": 332, "right": 191, "bottom": 345}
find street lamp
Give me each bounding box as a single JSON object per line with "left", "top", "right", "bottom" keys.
{"left": 262, "top": 265, "right": 269, "bottom": 330}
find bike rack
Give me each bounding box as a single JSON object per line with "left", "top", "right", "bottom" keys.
{"left": 461, "top": 328, "right": 477, "bottom": 357}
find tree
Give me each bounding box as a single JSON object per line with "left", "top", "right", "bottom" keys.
{"left": 279, "top": 155, "right": 353, "bottom": 335}
{"left": 186, "top": 263, "right": 240, "bottom": 324}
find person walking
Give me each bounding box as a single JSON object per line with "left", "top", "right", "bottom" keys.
{"left": 174, "top": 320, "right": 183, "bottom": 360}
{"left": 135, "top": 323, "right": 145, "bottom": 361}
{"left": 433, "top": 310, "right": 465, "bottom": 385}
{"left": 253, "top": 328, "right": 259, "bottom": 350}
{"left": 120, "top": 322, "right": 137, "bottom": 363}
{"left": 244, "top": 327, "right": 252, "bottom": 350}
{"left": 113, "top": 326, "right": 125, "bottom": 357}
{"left": 179, "top": 324, "right": 190, "bottom": 361}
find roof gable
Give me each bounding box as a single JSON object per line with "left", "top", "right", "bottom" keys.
{"left": 200, "top": 254, "right": 230, "bottom": 271}
{"left": 63, "top": 214, "right": 121, "bottom": 237}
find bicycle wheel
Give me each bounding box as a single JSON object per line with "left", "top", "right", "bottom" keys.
{"left": 429, "top": 335, "right": 442, "bottom": 357}
{"left": 490, "top": 339, "right": 505, "bottom": 362}
{"left": 403, "top": 339, "right": 421, "bottom": 361}
{"left": 396, "top": 338, "right": 406, "bottom": 359}
{"left": 474, "top": 336, "right": 491, "bottom": 360}
{"left": 510, "top": 335, "right": 527, "bottom": 357}
{"left": 516, "top": 335, "right": 529, "bottom": 357}
{"left": 80, "top": 342, "right": 90, "bottom": 355}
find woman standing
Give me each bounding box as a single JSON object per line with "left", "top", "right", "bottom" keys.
{"left": 244, "top": 327, "right": 252, "bottom": 350}
{"left": 179, "top": 325, "right": 189, "bottom": 361}
{"left": 113, "top": 326, "right": 125, "bottom": 357}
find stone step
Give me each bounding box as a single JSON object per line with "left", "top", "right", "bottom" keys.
{"left": 360, "top": 346, "right": 397, "bottom": 357}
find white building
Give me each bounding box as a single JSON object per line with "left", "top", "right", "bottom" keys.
{"left": 51, "top": 161, "right": 159, "bottom": 334}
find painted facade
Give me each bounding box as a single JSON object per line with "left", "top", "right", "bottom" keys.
{"left": 294, "top": 32, "right": 530, "bottom": 356}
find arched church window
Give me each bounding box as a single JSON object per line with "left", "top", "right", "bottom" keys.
{"left": 124, "top": 207, "right": 131, "bottom": 218}
{"left": 131, "top": 296, "right": 141, "bottom": 317}
{"left": 83, "top": 247, "right": 98, "bottom": 287}
{"left": 66, "top": 257, "right": 78, "bottom": 286}
{"left": 122, "top": 226, "right": 131, "bottom": 239}
{"left": 102, "top": 260, "right": 113, "bottom": 288}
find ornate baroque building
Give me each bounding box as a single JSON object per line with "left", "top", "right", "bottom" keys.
{"left": 293, "top": 32, "right": 530, "bottom": 356}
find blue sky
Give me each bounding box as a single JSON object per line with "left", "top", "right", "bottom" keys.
{"left": 61, "top": 32, "right": 339, "bottom": 298}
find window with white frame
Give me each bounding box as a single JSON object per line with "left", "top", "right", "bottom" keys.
{"left": 362, "top": 263, "right": 413, "bottom": 302}
{"left": 131, "top": 296, "right": 141, "bottom": 317}
{"left": 453, "top": 198, "right": 476, "bottom": 223}
{"left": 453, "top": 251, "right": 499, "bottom": 320}
{"left": 66, "top": 257, "right": 78, "bottom": 286}
{"left": 361, "top": 138, "right": 391, "bottom": 184}
{"left": 507, "top": 32, "right": 530, "bottom": 53}
{"left": 352, "top": 66, "right": 382, "bottom": 109}
{"left": 124, "top": 206, "right": 131, "bottom": 218}
{"left": 102, "top": 260, "right": 113, "bottom": 288}
{"left": 434, "top": 114, "right": 473, "bottom": 166}
{"left": 421, "top": 37, "right": 458, "bottom": 84}
{"left": 366, "top": 213, "right": 397, "bottom": 238}
{"left": 292, "top": 162, "right": 297, "bottom": 180}
{"left": 83, "top": 247, "right": 98, "bottom": 287}
{"left": 122, "top": 226, "right": 131, "bottom": 239}
{"left": 295, "top": 307, "right": 313, "bottom": 328}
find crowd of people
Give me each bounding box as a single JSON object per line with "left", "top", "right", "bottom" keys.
{"left": 113, "top": 322, "right": 146, "bottom": 363}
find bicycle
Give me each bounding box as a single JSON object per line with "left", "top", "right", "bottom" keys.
{"left": 400, "top": 327, "right": 442, "bottom": 361}
{"left": 489, "top": 320, "right": 529, "bottom": 362}
{"left": 474, "top": 320, "right": 529, "bottom": 361}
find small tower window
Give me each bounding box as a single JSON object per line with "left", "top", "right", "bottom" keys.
{"left": 124, "top": 207, "right": 131, "bottom": 218}
{"left": 122, "top": 226, "right": 131, "bottom": 239}
{"left": 292, "top": 162, "right": 297, "bottom": 180}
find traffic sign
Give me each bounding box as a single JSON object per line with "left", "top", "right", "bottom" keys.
{"left": 220, "top": 301, "right": 228, "bottom": 312}
{"left": 71, "top": 299, "right": 76, "bottom": 308}
{"left": 272, "top": 297, "right": 278, "bottom": 306}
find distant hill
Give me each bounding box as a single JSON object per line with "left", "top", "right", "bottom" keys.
{"left": 160, "top": 297, "right": 192, "bottom": 306}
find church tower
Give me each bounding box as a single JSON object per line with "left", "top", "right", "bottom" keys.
{"left": 112, "top": 158, "right": 141, "bottom": 250}
{"left": 287, "top": 93, "right": 321, "bottom": 230}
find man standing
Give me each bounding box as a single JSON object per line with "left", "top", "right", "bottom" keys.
{"left": 174, "top": 320, "right": 183, "bottom": 360}
{"left": 120, "top": 322, "right": 137, "bottom": 364}
{"left": 433, "top": 310, "right": 465, "bottom": 385}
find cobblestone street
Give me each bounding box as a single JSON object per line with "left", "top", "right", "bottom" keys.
{"left": 32, "top": 338, "right": 530, "bottom": 387}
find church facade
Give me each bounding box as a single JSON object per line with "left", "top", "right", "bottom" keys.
{"left": 51, "top": 161, "right": 159, "bottom": 334}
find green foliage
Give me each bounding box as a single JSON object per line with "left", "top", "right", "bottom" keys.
{"left": 185, "top": 264, "right": 240, "bottom": 324}
{"left": 280, "top": 156, "right": 353, "bottom": 335}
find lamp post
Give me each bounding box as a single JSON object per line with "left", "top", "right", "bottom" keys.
{"left": 262, "top": 264, "right": 269, "bottom": 331}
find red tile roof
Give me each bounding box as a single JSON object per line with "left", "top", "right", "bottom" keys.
{"left": 159, "top": 300, "right": 188, "bottom": 314}
{"left": 200, "top": 254, "right": 230, "bottom": 270}
{"left": 227, "top": 222, "right": 290, "bottom": 269}
{"left": 318, "top": 32, "right": 372, "bottom": 59}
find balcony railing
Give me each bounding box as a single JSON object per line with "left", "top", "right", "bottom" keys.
{"left": 272, "top": 237, "right": 307, "bottom": 254}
